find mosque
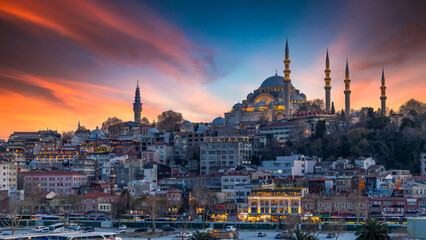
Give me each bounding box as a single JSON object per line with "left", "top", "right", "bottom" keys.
{"left": 225, "top": 39, "right": 312, "bottom": 125}
{"left": 223, "top": 38, "right": 389, "bottom": 125}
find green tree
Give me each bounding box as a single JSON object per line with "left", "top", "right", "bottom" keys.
{"left": 314, "top": 120, "right": 326, "bottom": 139}
{"left": 157, "top": 110, "right": 184, "bottom": 132}
{"left": 190, "top": 231, "right": 211, "bottom": 240}
{"left": 289, "top": 229, "right": 319, "bottom": 240}
{"left": 355, "top": 218, "right": 391, "bottom": 240}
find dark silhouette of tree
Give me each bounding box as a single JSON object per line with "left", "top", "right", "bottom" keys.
{"left": 141, "top": 117, "right": 150, "bottom": 125}
{"left": 399, "top": 99, "right": 425, "bottom": 116}
{"left": 101, "top": 117, "right": 123, "bottom": 132}
{"left": 331, "top": 102, "right": 335, "bottom": 114}
{"left": 314, "top": 120, "right": 326, "bottom": 139}
{"left": 157, "top": 110, "right": 184, "bottom": 132}
{"left": 61, "top": 131, "right": 74, "bottom": 141}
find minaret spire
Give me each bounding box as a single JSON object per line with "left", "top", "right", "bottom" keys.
{"left": 324, "top": 49, "right": 331, "bottom": 114}
{"left": 133, "top": 80, "right": 143, "bottom": 123}
{"left": 344, "top": 58, "right": 351, "bottom": 118}
{"left": 283, "top": 37, "right": 292, "bottom": 117}
{"left": 380, "top": 67, "right": 387, "bottom": 116}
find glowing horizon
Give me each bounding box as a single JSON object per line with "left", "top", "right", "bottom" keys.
{"left": 1, "top": 0, "right": 425, "bottom": 139}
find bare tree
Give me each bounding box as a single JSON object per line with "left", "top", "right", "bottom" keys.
{"left": 1, "top": 200, "right": 24, "bottom": 235}
{"left": 157, "top": 110, "right": 184, "bottom": 132}
{"left": 101, "top": 117, "right": 123, "bottom": 133}
{"left": 288, "top": 121, "right": 311, "bottom": 142}
{"left": 145, "top": 195, "right": 164, "bottom": 232}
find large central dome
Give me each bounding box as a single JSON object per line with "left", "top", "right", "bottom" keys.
{"left": 260, "top": 75, "right": 285, "bottom": 88}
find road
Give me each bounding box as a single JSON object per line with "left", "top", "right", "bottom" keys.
{"left": 1, "top": 227, "right": 359, "bottom": 240}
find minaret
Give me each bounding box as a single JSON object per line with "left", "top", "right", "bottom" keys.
{"left": 283, "top": 38, "right": 291, "bottom": 117}
{"left": 344, "top": 59, "right": 351, "bottom": 118}
{"left": 380, "top": 68, "right": 387, "bottom": 116}
{"left": 133, "top": 80, "right": 142, "bottom": 123}
{"left": 324, "top": 49, "right": 331, "bottom": 114}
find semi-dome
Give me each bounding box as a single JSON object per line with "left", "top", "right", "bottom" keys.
{"left": 268, "top": 101, "right": 275, "bottom": 108}
{"left": 247, "top": 103, "right": 255, "bottom": 108}
{"left": 291, "top": 95, "right": 304, "bottom": 100}
{"left": 182, "top": 120, "right": 193, "bottom": 126}
{"left": 212, "top": 116, "right": 225, "bottom": 125}
{"left": 279, "top": 91, "right": 286, "bottom": 98}
{"left": 279, "top": 100, "right": 286, "bottom": 106}
{"left": 147, "top": 128, "right": 159, "bottom": 135}
{"left": 197, "top": 125, "right": 209, "bottom": 132}
{"left": 233, "top": 103, "right": 243, "bottom": 110}
{"left": 255, "top": 101, "right": 267, "bottom": 107}
{"left": 89, "top": 126, "right": 107, "bottom": 140}
{"left": 300, "top": 93, "right": 306, "bottom": 99}
{"left": 247, "top": 93, "right": 254, "bottom": 100}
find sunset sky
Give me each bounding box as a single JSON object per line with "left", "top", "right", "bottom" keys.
{"left": 1, "top": 0, "right": 425, "bottom": 139}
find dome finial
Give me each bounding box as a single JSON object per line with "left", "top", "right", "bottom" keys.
{"left": 275, "top": 69, "right": 278, "bottom": 76}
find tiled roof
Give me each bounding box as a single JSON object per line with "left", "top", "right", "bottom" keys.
{"left": 308, "top": 177, "right": 333, "bottom": 181}
{"left": 79, "top": 192, "right": 117, "bottom": 198}
{"left": 20, "top": 171, "right": 86, "bottom": 176}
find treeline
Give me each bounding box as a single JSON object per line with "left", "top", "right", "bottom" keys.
{"left": 279, "top": 99, "right": 426, "bottom": 173}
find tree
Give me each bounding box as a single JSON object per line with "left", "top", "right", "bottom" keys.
{"left": 61, "top": 195, "right": 82, "bottom": 225}
{"left": 144, "top": 195, "right": 163, "bottom": 232}
{"left": 331, "top": 102, "right": 335, "bottom": 114}
{"left": 314, "top": 120, "right": 326, "bottom": 139}
{"left": 355, "top": 218, "right": 391, "bottom": 240}
{"left": 289, "top": 121, "right": 310, "bottom": 142}
{"left": 101, "top": 117, "right": 123, "bottom": 133}
{"left": 191, "top": 231, "right": 211, "bottom": 240}
{"left": 141, "top": 117, "right": 150, "bottom": 125}
{"left": 62, "top": 131, "right": 74, "bottom": 141}
{"left": 1, "top": 199, "right": 24, "bottom": 235}
{"left": 289, "top": 229, "right": 319, "bottom": 240}
{"left": 157, "top": 110, "right": 184, "bottom": 132}
{"left": 309, "top": 99, "right": 324, "bottom": 112}
{"left": 399, "top": 99, "right": 425, "bottom": 116}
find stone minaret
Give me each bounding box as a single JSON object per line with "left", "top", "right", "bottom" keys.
{"left": 380, "top": 68, "right": 387, "bottom": 116}
{"left": 283, "top": 38, "right": 292, "bottom": 117}
{"left": 133, "top": 80, "right": 142, "bottom": 123}
{"left": 344, "top": 59, "right": 351, "bottom": 118}
{"left": 324, "top": 49, "right": 331, "bottom": 114}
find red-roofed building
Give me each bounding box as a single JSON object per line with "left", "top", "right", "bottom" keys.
{"left": 79, "top": 192, "right": 118, "bottom": 213}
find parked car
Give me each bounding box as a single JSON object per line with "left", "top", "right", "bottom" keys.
{"left": 258, "top": 232, "right": 266, "bottom": 237}
{"left": 82, "top": 226, "right": 95, "bottom": 232}
{"left": 68, "top": 225, "right": 81, "bottom": 231}
{"left": 163, "top": 226, "right": 175, "bottom": 232}
{"left": 275, "top": 233, "right": 289, "bottom": 239}
{"left": 34, "top": 226, "right": 44, "bottom": 232}
{"left": 41, "top": 227, "right": 50, "bottom": 233}
{"left": 327, "top": 233, "right": 336, "bottom": 238}
{"left": 115, "top": 229, "right": 126, "bottom": 234}
{"left": 226, "top": 226, "right": 237, "bottom": 232}
{"left": 135, "top": 227, "right": 148, "bottom": 232}
{"left": 161, "top": 225, "right": 170, "bottom": 230}
{"left": 119, "top": 225, "right": 127, "bottom": 230}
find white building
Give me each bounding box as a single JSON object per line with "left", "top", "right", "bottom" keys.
{"left": 259, "top": 154, "right": 316, "bottom": 177}
{"left": 200, "top": 137, "right": 253, "bottom": 175}
{"left": 0, "top": 162, "right": 17, "bottom": 191}
{"left": 354, "top": 157, "right": 376, "bottom": 169}
{"left": 147, "top": 142, "right": 173, "bottom": 164}
{"left": 221, "top": 172, "right": 249, "bottom": 204}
